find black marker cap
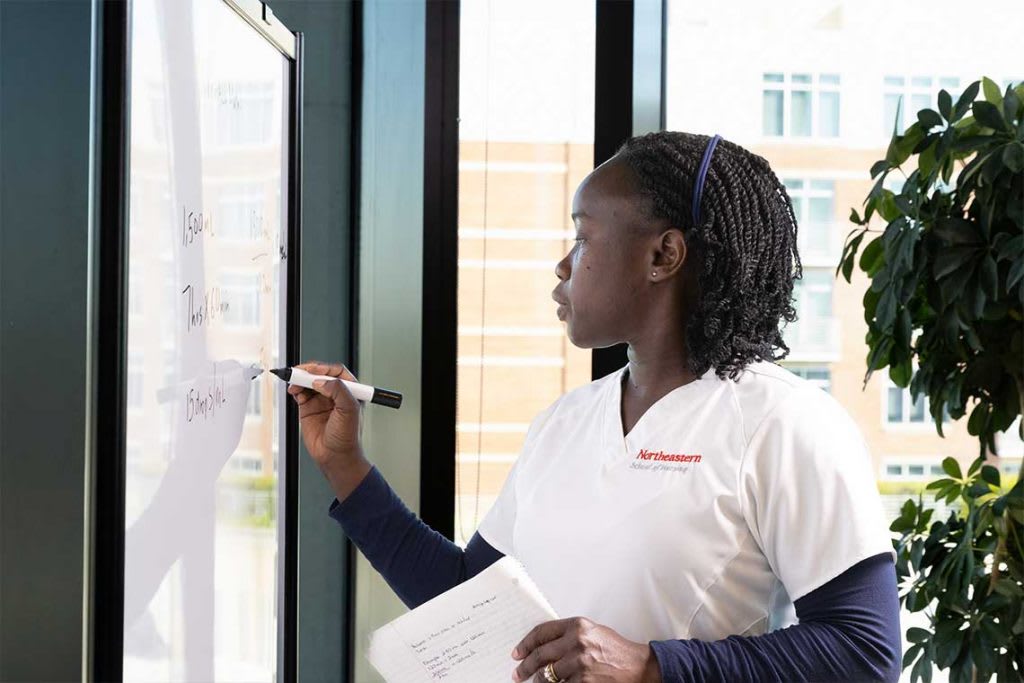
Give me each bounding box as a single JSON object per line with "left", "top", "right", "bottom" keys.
{"left": 269, "top": 367, "right": 291, "bottom": 381}
{"left": 371, "top": 388, "right": 403, "bottom": 409}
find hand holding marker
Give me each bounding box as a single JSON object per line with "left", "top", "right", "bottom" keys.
{"left": 270, "top": 365, "right": 402, "bottom": 409}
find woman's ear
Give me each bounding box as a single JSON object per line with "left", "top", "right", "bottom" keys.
{"left": 651, "top": 228, "right": 688, "bottom": 277}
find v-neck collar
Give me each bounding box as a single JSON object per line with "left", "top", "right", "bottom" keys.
{"left": 603, "top": 364, "right": 716, "bottom": 462}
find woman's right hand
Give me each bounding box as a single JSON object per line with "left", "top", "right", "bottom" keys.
{"left": 288, "top": 361, "right": 365, "bottom": 472}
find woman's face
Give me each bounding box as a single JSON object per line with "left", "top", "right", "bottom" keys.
{"left": 551, "top": 157, "right": 659, "bottom": 348}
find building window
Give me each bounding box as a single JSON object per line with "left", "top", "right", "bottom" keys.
{"left": 882, "top": 458, "right": 948, "bottom": 481}
{"left": 220, "top": 272, "right": 261, "bottom": 328}
{"left": 246, "top": 372, "right": 262, "bottom": 418}
{"left": 786, "top": 365, "right": 832, "bottom": 393}
{"left": 886, "top": 377, "right": 951, "bottom": 425}
{"left": 217, "top": 183, "right": 264, "bottom": 242}
{"left": 882, "top": 75, "right": 959, "bottom": 136}
{"left": 229, "top": 451, "right": 263, "bottom": 475}
{"left": 783, "top": 178, "right": 835, "bottom": 262}
{"left": 793, "top": 269, "right": 833, "bottom": 325}
{"left": 207, "top": 80, "right": 275, "bottom": 147}
{"left": 762, "top": 72, "right": 840, "bottom": 138}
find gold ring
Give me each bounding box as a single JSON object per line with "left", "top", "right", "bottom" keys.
{"left": 543, "top": 662, "right": 565, "bottom": 683}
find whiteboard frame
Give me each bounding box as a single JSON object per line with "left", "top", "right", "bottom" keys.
{"left": 88, "top": 2, "right": 302, "bottom": 682}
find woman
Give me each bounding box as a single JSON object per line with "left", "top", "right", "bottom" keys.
{"left": 290, "top": 132, "right": 903, "bottom": 682}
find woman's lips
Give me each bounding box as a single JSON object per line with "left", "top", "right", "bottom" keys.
{"left": 557, "top": 304, "right": 568, "bottom": 320}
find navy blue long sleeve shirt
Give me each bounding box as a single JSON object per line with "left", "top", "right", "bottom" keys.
{"left": 329, "top": 465, "right": 902, "bottom": 682}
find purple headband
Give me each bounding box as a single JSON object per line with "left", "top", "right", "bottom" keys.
{"left": 692, "top": 134, "right": 722, "bottom": 226}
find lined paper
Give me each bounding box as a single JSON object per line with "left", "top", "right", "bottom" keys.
{"left": 367, "top": 557, "right": 558, "bottom": 682}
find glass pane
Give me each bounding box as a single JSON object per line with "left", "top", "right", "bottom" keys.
{"left": 908, "top": 465, "right": 925, "bottom": 476}
{"left": 809, "top": 196, "right": 832, "bottom": 223}
{"left": 820, "top": 74, "right": 840, "bottom": 86}
{"left": 763, "top": 90, "right": 784, "bottom": 135}
{"left": 664, "top": 0, "right": 1024, "bottom": 652}
{"left": 910, "top": 93, "right": 931, "bottom": 116}
{"left": 910, "top": 393, "right": 926, "bottom": 421}
{"left": 790, "top": 90, "right": 812, "bottom": 136}
{"left": 455, "top": 0, "right": 595, "bottom": 546}
{"left": 818, "top": 91, "right": 840, "bottom": 137}
{"left": 887, "top": 387, "right": 903, "bottom": 422}
{"left": 930, "top": 464, "right": 944, "bottom": 475}
{"left": 764, "top": 72, "right": 784, "bottom": 82}
{"left": 886, "top": 464, "right": 903, "bottom": 476}
{"left": 884, "top": 93, "right": 903, "bottom": 135}
{"left": 125, "top": 0, "right": 288, "bottom": 678}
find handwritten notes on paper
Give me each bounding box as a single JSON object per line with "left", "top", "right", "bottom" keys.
{"left": 367, "top": 557, "right": 558, "bottom": 682}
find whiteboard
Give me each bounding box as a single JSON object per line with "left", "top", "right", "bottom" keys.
{"left": 123, "top": 0, "right": 294, "bottom": 680}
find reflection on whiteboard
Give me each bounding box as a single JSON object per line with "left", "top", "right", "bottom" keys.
{"left": 124, "top": 0, "right": 289, "bottom": 680}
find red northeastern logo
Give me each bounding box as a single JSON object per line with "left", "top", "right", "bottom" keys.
{"left": 635, "top": 449, "right": 702, "bottom": 463}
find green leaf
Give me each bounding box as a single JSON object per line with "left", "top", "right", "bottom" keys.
{"left": 932, "top": 217, "right": 982, "bottom": 246}
{"left": 840, "top": 232, "right": 863, "bottom": 282}
{"left": 1008, "top": 258, "right": 1024, "bottom": 291}
{"left": 980, "top": 253, "right": 998, "bottom": 298}
{"left": 968, "top": 403, "right": 989, "bottom": 435}
{"left": 953, "top": 81, "right": 980, "bottom": 120}
{"left": 878, "top": 191, "right": 901, "bottom": 222}
{"left": 902, "top": 644, "right": 922, "bottom": 671}
{"left": 890, "top": 357, "right": 911, "bottom": 385}
{"left": 982, "top": 76, "right": 1003, "bottom": 104}
{"left": 995, "top": 233, "right": 1023, "bottom": 261}
{"left": 1003, "top": 142, "right": 1024, "bottom": 173}
{"left": 907, "top": 626, "right": 931, "bottom": 644}
{"left": 973, "top": 100, "right": 1008, "bottom": 132}
{"left": 917, "top": 108, "right": 943, "bottom": 130}
{"left": 938, "top": 90, "right": 953, "bottom": 121}
{"left": 860, "top": 237, "right": 884, "bottom": 273}
{"left": 1005, "top": 86, "right": 1022, "bottom": 127}
{"left": 875, "top": 288, "right": 897, "bottom": 330}
{"left": 942, "top": 456, "right": 962, "bottom": 479}
{"left": 869, "top": 160, "right": 891, "bottom": 179}
{"left": 933, "top": 246, "right": 980, "bottom": 280}
{"left": 981, "top": 464, "right": 1000, "bottom": 486}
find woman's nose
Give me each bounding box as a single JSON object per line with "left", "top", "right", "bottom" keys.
{"left": 554, "top": 252, "right": 570, "bottom": 281}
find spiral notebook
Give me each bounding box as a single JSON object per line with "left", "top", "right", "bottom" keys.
{"left": 366, "top": 556, "right": 559, "bottom": 682}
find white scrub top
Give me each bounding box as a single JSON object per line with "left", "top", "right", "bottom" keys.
{"left": 476, "top": 360, "right": 897, "bottom": 644}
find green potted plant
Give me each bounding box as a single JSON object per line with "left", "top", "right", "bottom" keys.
{"left": 836, "top": 77, "right": 1024, "bottom": 683}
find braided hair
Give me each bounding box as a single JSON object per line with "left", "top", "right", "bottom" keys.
{"left": 615, "top": 131, "right": 803, "bottom": 381}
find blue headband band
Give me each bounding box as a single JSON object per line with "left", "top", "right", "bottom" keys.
{"left": 692, "top": 134, "right": 722, "bottom": 226}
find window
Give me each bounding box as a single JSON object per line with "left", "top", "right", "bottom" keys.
{"left": 246, "top": 372, "right": 262, "bottom": 418}
{"left": 783, "top": 178, "right": 836, "bottom": 263}
{"left": 882, "top": 75, "right": 960, "bottom": 136}
{"left": 217, "top": 183, "right": 265, "bottom": 242}
{"left": 206, "top": 80, "right": 275, "bottom": 147}
{"left": 454, "top": 0, "right": 595, "bottom": 547}
{"left": 882, "top": 458, "right": 950, "bottom": 481}
{"left": 762, "top": 73, "right": 840, "bottom": 138}
{"left": 229, "top": 451, "right": 263, "bottom": 475}
{"left": 220, "top": 272, "right": 261, "bottom": 327}
{"left": 885, "top": 376, "right": 951, "bottom": 426}
{"left": 785, "top": 365, "right": 831, "bottom": 393}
